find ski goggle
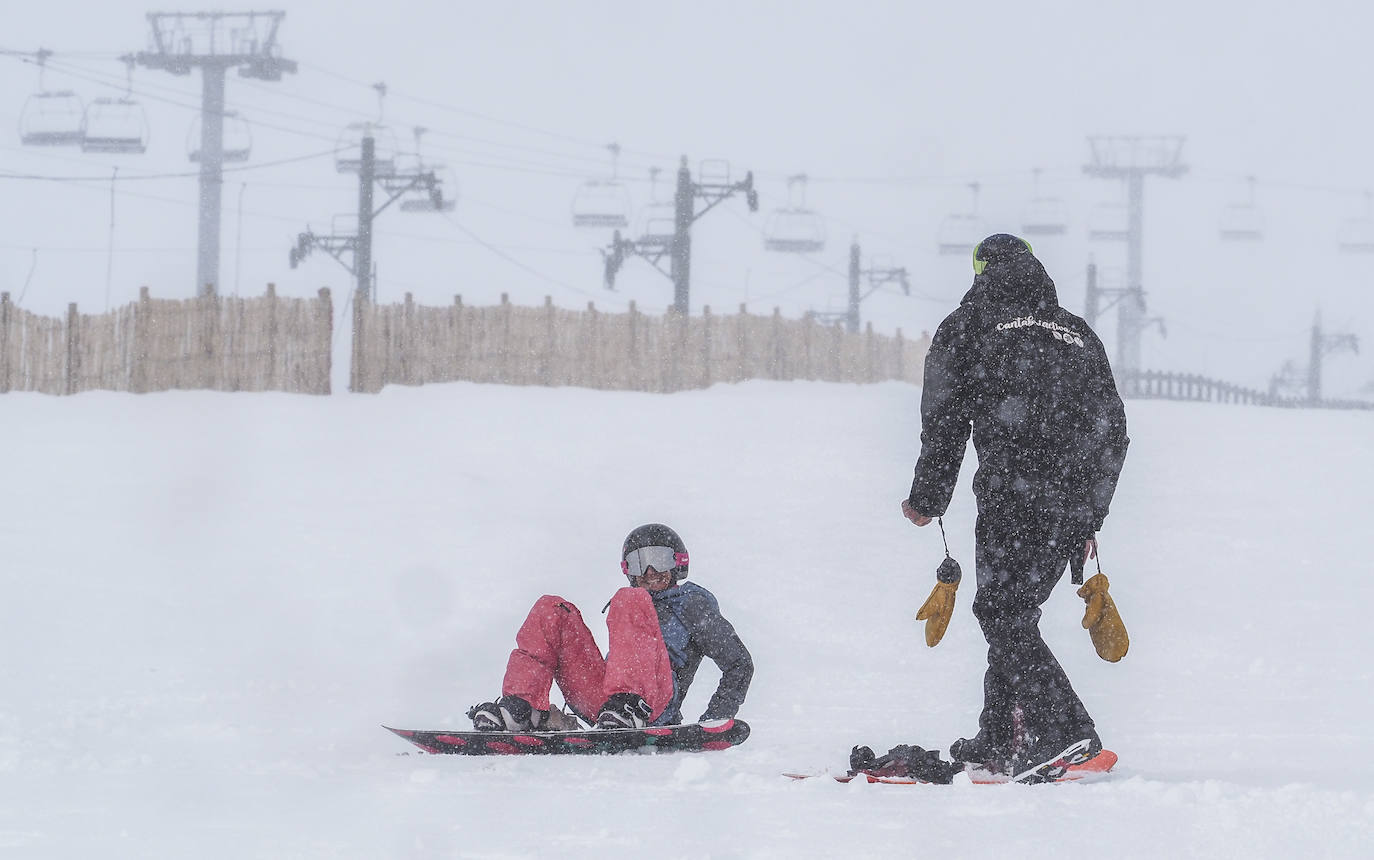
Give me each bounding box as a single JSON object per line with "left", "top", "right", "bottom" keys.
{"left": 972, "top": 237, "right": 1033, "bottom": 275}
{"left": 621, "top": 545, "right": 688, "bottom": 579}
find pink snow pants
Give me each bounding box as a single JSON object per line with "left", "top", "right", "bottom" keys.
{"left": 501, "top": 588, "right": 675, "bottom": 722}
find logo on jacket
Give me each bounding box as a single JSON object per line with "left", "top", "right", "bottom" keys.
{"left": 996, "top": 315, "right": 1085, "bottom": 348}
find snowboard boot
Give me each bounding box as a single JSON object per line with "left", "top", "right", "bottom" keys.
{"left": 468, "top": 695, "right": 538, "bottom": 732}
{"left": 949, "top": 734, "right": 1012, "bottom": 776}
{"left": 1011, "top": 731, "right": 1104, "bottom": 784}
{"left": 596, "top": 693, "right": 653, "bottom": 729}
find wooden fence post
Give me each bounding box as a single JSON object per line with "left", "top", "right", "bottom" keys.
{"left": 65, "top": 302, "right": 78, "bottom": 396}
{"left": 349, "top": 286, "right": 366, "bottom": 393}
{"left": 452, "top": 295, "right": 465, "bottom": 383}
{"left": 701, "top": 305, "right": 713, "bottom": 389}
{"left": 203, "top": 290, "right": 219, "bottom": 390}
{"left": 265, "top": 283, "right": 279, "bottom": 391}
{"left": 830, "top": 322, "right": 842, "bottom": 381}
{"left": 317, "top": 287, "right": 332, "bottom": 395}
{"left": 401, "top": 292, "right": 415, "bottom": 386}
{"left": 627, "top": 300, "right": 638, "bottom": 388}
{"left": 582, "top": 300, "right": 597, "bottom": 388}
{"left": 771, "top": 307, "right": 784, "bottom": 380}
{"left": 737, "top": 303, "right": 748, "bottom": 382}
{"left": 895, "top": 328, "right": 904, "bottom": 381}
{"left": 0, "top": 291, "right": 10, "bottom": 394}
{"left": 865, "top": 321, "right": 876, "bottom": 383}
{"left": 132, "top": 286, "right": 149, "bottom": 394}
{"left": 543, "top": 295, "right": 556, "bottom": 386}
{"left": 666, "top": 307, "right": 686, "bottom": 392}
{"left": 500, "top": 292, "right": 512, "bottom": 384}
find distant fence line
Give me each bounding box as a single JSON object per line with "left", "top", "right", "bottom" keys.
{"left": 0, "top": 286, "right": 333, "bottom": 395}
{"left": 349, "top": 291, "right": 931, "bottom": 394}
{"left": 1121, "top": 369, "right": 1374, "bottom": 410}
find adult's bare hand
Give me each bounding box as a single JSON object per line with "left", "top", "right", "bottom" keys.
{"left": 901, "top": 499, "right": 932, "bottom": 527}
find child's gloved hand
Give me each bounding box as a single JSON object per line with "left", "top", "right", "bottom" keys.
{"left": 1077, "top": 573, "right": 1129, "bottom": 662}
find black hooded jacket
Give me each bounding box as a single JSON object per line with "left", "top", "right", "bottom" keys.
{"left": 907, "top": 252, "right": 1129, "bottom": 534}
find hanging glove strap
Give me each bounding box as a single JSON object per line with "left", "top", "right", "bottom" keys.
{"left": 916, "top": 518, "right": 962, "bottom": 647}
{"left": 1070, "top": 536, "right": 1104, "bottom": 586}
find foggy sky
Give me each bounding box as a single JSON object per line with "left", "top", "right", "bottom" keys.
{"left": 3, "top": 0, "right": 1371, "bottom": 393}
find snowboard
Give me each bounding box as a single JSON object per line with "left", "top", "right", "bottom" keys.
{"left": 784, "top": 748, "right": 1117, "bottom": 785}
{"left": 385, "top": 718, "right": 750, "bottom": 756}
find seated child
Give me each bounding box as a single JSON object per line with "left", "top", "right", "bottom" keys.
{"left": 469, "top": 523, "right": 754, "bottom": 731}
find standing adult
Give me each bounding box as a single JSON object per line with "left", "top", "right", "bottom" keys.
{"left": 901, "top": 233, "right": 1129, "bottom": 777}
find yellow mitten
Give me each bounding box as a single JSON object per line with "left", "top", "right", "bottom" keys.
{"left": 1077, "top": 573, "right": 1129, "bottom": 662}
{"left": 915, "top": 569, "right": 959, "bottom": 648}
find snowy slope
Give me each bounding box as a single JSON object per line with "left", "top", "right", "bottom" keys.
{"left": 1, "top": 382, "right": 1372, "bottom": 858}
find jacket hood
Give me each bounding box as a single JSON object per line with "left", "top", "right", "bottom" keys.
{"left": 961, "top": 253, "right": 1060, "bottom": 311}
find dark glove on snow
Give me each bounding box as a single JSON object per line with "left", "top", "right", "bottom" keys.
{"left": 850, "top": 744, "right": 961, "bottom": 784}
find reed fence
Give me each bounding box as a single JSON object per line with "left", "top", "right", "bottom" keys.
{"left": 0, "top": 285, "right": 332, "bottom": 395}
{"left": 350, "top": 291, "right": 931, "bottom": 394}
{"left": 1121, "top": 369, "right": 1373, "bottom": 410}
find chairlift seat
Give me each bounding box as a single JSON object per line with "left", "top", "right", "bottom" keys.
{"left": 1339, "top": 219, "right": 1374, "bottom": 254}
{"left": 19, "top": 91, "right": 85, "bottom": 147}
{"left": 1088, "top": 202, "right": 1129, "bottom": 242}
{"left": 937, "top": 214, "right": 985, "bottom": 256}
{"left": 572, "top": 180, "right": 631, "bottom": 229}
{"left": 81, "top": 98, "right": 149, "bottom": 155}
{"left": 399, "top": 198, "right": 456, "bottom": 213}
{"left": 1021, "top": 197, "right": 1069, "bottom": 236}
{"left": 1217, "top": 203, "right": 1263, "bottom": 242}
{"left": 763, "top": 209, "right": 826, "bottom": 254}
{"left": 639, "top": 215, "right": 676, "bottom": 248}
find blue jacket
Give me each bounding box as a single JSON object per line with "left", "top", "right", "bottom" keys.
{"left": 648, "top": 582, "right": 754, "bottom": 724}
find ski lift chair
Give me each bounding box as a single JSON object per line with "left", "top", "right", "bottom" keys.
{"left": 1021, "top": 168, "right": 1068, "bottom": 236}
{"left": 571, "top": 180, "right": 631, "bottom": 228}
{"left": 1338, "top": 218, "right": 1374, "bottom": 254}
{"left": 1088, "top": 202, "right": 1129, "bottom": 241}
{"left": 634, "top": 202, "right": 677, "bottom": 245}
{"left": 188, "top": 111, "right": 253, "bottom": 163}
{"left": 331, "top": 213, "right": 359, "bottom": 237}
{"left": 1217, "top": 203, "right": 1264, "bottom": 242}
{"left": 80, "top": 98, "right": 149, "bottom": 154}
{"left": 18, "top": 91, "right": 85, "bottom": 146}
{"left": 636, "top": 210, "right": 677, "bottom": 251}
{"left": 763, "top": 173, "right": 826, "bottom": 253}
{"left": 1338, "top": 192, "right": 1374, "bottom": 253}
{"left": 763, "top": 209, "right": 826, "bottom": 253}
{"left": 1218, "top": 177, "right": 1264, "bottom": 242}
{"left": 399, "top": 166, "right": 458, "bottom": 213}
{"left": 937, "top": 214, "right": 985, "bottom": 255}
{"left": 1021, "top": 197, "right": 1069, "bottom": 236}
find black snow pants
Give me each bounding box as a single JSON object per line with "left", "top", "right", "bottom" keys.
{"left": 972, "top": 515, "right": 1095, "bottom": 755}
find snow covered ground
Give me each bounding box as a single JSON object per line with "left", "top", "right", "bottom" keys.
{"left": 2, "top": 381, "right": 1372, "bottom": 858}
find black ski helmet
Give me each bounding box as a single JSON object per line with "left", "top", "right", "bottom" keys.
{"left": 620, "top": 523, "right": 689, "bottom": 583}
{"left": 972, "top": 233, "right": 1034, "bottom": 275}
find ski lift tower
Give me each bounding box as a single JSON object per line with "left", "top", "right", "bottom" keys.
{"left": 603, "top": 156, "right": 758, "bottom": 315}
{"left": 136, "top": 11, "right": 297, "bottom": 296}
{"left": 1083, "top": 135, "right": 1187, "bottom": 379}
